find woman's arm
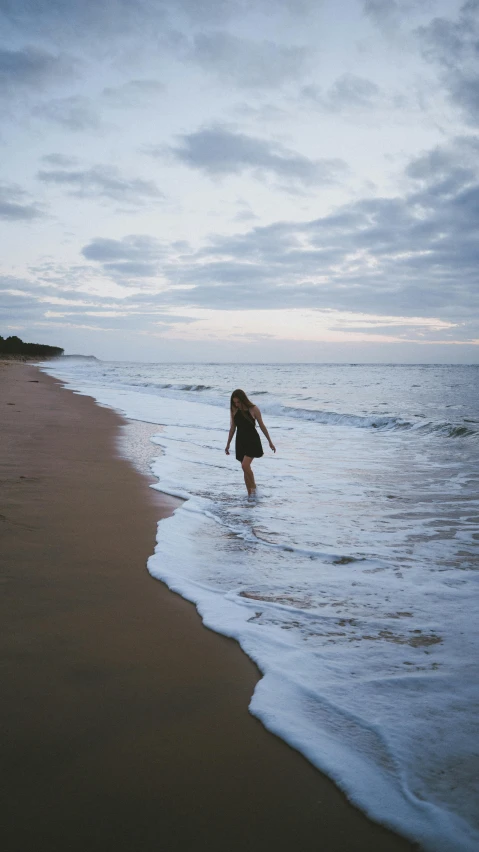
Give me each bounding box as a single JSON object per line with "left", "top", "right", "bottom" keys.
{"left": 251, "top": 406, "right": 276, "bottom": 453}
{"left": 225, "top": 412, "right": 236, "bottom": 455}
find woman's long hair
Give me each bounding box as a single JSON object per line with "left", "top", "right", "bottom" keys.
{"left": 230, "top": 388, "right": 255, "bottom": 422}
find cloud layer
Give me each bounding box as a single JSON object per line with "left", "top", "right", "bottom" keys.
{"left": 37, "top": 164, "right": 164, "bottom": 206}
{"left": 77, "top": 137, "right": 478, "bottom": 333}
{"left": 189, "top": 31, "right": 309, "bottom": 89}
{"left": 417, "top": 1, "right": 479, "bottom": 126}
{"left": 0, "top": 46, "right": 74, "bottom": 91}
{"left": 0, "top": 183, "right": 44, "bottom": 220}
{"left": 166, "top": 125, "right": 347, "bottom": 189}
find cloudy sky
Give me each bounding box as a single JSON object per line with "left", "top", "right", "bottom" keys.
{"left": 1, "top": 0, "right": 478, "bottom": 362}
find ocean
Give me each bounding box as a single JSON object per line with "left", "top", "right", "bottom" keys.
{"left": 41, "top": 359, "right": 479, "bottom": 852}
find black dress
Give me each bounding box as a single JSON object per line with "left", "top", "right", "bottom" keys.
{"left": 234, "top": 409, "right": 264, "bottom": 462}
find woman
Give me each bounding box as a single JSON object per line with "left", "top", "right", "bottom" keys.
{"left": 225, "top": 388, "right": 276, "bottom": 496}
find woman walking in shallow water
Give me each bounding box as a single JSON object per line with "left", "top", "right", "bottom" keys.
{"left": 225, "top": 389, "right": 276, "bottom": 496}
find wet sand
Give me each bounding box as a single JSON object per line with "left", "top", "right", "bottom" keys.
{"left": 0, "top": 362, "right": 417, "bottom": 852}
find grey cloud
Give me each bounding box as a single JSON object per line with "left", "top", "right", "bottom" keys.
{"left": 0, "top": 280, "right": 144, "bottom": 329}
{"left": 362, "top": 0, "right": 423, "bottom": 34}
{"left": 0, "top": 274, "right": 102, "bottom": 326}
{"left": 233, "top": 208, "right": 259, "bottom": 223}
{"left": 189, "top": 31, "right": 309, "bottom": 89}
{"left": 170, "top": 239, "right": 192, "bottom": 252}
{"left": 417, "top": 1, "right": 479, "bottom": 125}
{"left": 0, "top": 46, "right": 74, "bottom": 91}
{"left": 0, "top": 182, "right": 44, "bottom": 220}
{"left": 198, "top": 220, "right": 301, "bottom": 260}
{"left": 0, "top": 272, "right": 198, "bottom": 336}
{"left": 417, "top": 2, "right": 477, "bottom": 66}
{"left": 0, "top": 0, "right": 316, "bottom": 43}
{"left": 0, "top": 269, "right": 184, "bottom": 334}
{"left": 82, "top": 235, "right": 165, "bottom": 279}
{"left": 0, "top": 0, "right": 168, "bottom": 43}
{"left": 34, "top": 95, "right": 101, "bottom": 131}
{"left": 41, "top": 152, "right": 79, "bottom": 167}
{"left": 448, "top": 72, "right": 479, "bottom": 125}
{"left": 139, "top": 136, "right": 478, "bottom": 323}
{"left": 82, "top": 235, "right": 164, "bottom": 262}
{"left": 301, "top": 74, "right": 383, "bottom": 113}
{"left": 0, "top": 291, "right": 46, "bottom": 322}
{"left": 166, "top": 125, "right": 347, "bottom": 189}
{"left": 37, "top": 164, "right": 164, "bottom": 205}
{"left": 101, "top": 78, "right": 165, "bottom": 107}
{"left": 165, "top": 0, "right": 317, "bottom": 25}
{"left": 78, "top": 136, "right": 479, "bottom": 321}
{"left": 0, "top": 275, "right": 38, "bottom": 293}
{"left": 405, "top": 137, "right": 479, "bottom": 188}
{"left": 363, "top": 0, "right": 401, "bottom": 27}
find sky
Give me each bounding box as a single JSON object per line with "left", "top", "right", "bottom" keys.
{"left": 1, "top": 0, "right": 478, "bottom": 363}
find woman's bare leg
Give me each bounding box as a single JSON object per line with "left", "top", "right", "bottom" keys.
{"left": 241, "top": 457, "right": 256, "bottom": 495}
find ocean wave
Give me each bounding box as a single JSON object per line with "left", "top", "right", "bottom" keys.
{"left": 148, "top": 382, "right": 213, "bottom": 392}
{"left": 183, "top": 384, "right": 212, "bottom": 391}
{"left": 117, "top": 380, "right": 478, "bottom": 439}
{"left": 265, "top": 404, "right": 478, "bottom": 438}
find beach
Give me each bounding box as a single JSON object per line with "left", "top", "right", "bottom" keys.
{"left": 0, "top": 361, "right": 418, "bottom": 852}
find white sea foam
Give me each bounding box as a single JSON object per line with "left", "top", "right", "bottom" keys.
{"left": 41, "top": 360, "right": 479, "bottom": 852}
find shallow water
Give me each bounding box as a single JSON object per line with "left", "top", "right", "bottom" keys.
{"left": 42, "top": 360, "right": 479, "bottom": 852}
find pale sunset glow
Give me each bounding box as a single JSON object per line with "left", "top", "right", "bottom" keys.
{"left": 142, "top": 307, "right": 459, "bottom": 344}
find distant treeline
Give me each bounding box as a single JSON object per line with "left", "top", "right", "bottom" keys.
{"left": 0, "top": 335, "right": 64, "bottom": 358}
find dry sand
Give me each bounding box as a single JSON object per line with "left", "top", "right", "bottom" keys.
{"left": 0, "top": 362, "right": 417, "bottom": 852}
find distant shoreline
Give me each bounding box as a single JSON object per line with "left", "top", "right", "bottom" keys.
{"left": 0, "top": 354, "right": 99, "bottom": 362}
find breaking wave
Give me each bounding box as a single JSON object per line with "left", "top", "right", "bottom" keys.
{"left": 262, "top": 404, "right": 478, "bottom": 438}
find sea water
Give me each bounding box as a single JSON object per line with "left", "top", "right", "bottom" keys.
{"left": 41, "top": 360, "right": 479, "bottom": 851}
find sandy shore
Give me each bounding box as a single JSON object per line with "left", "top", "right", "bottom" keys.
{"left": 0, "top": 362, "right": 416, "bottom": 852}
